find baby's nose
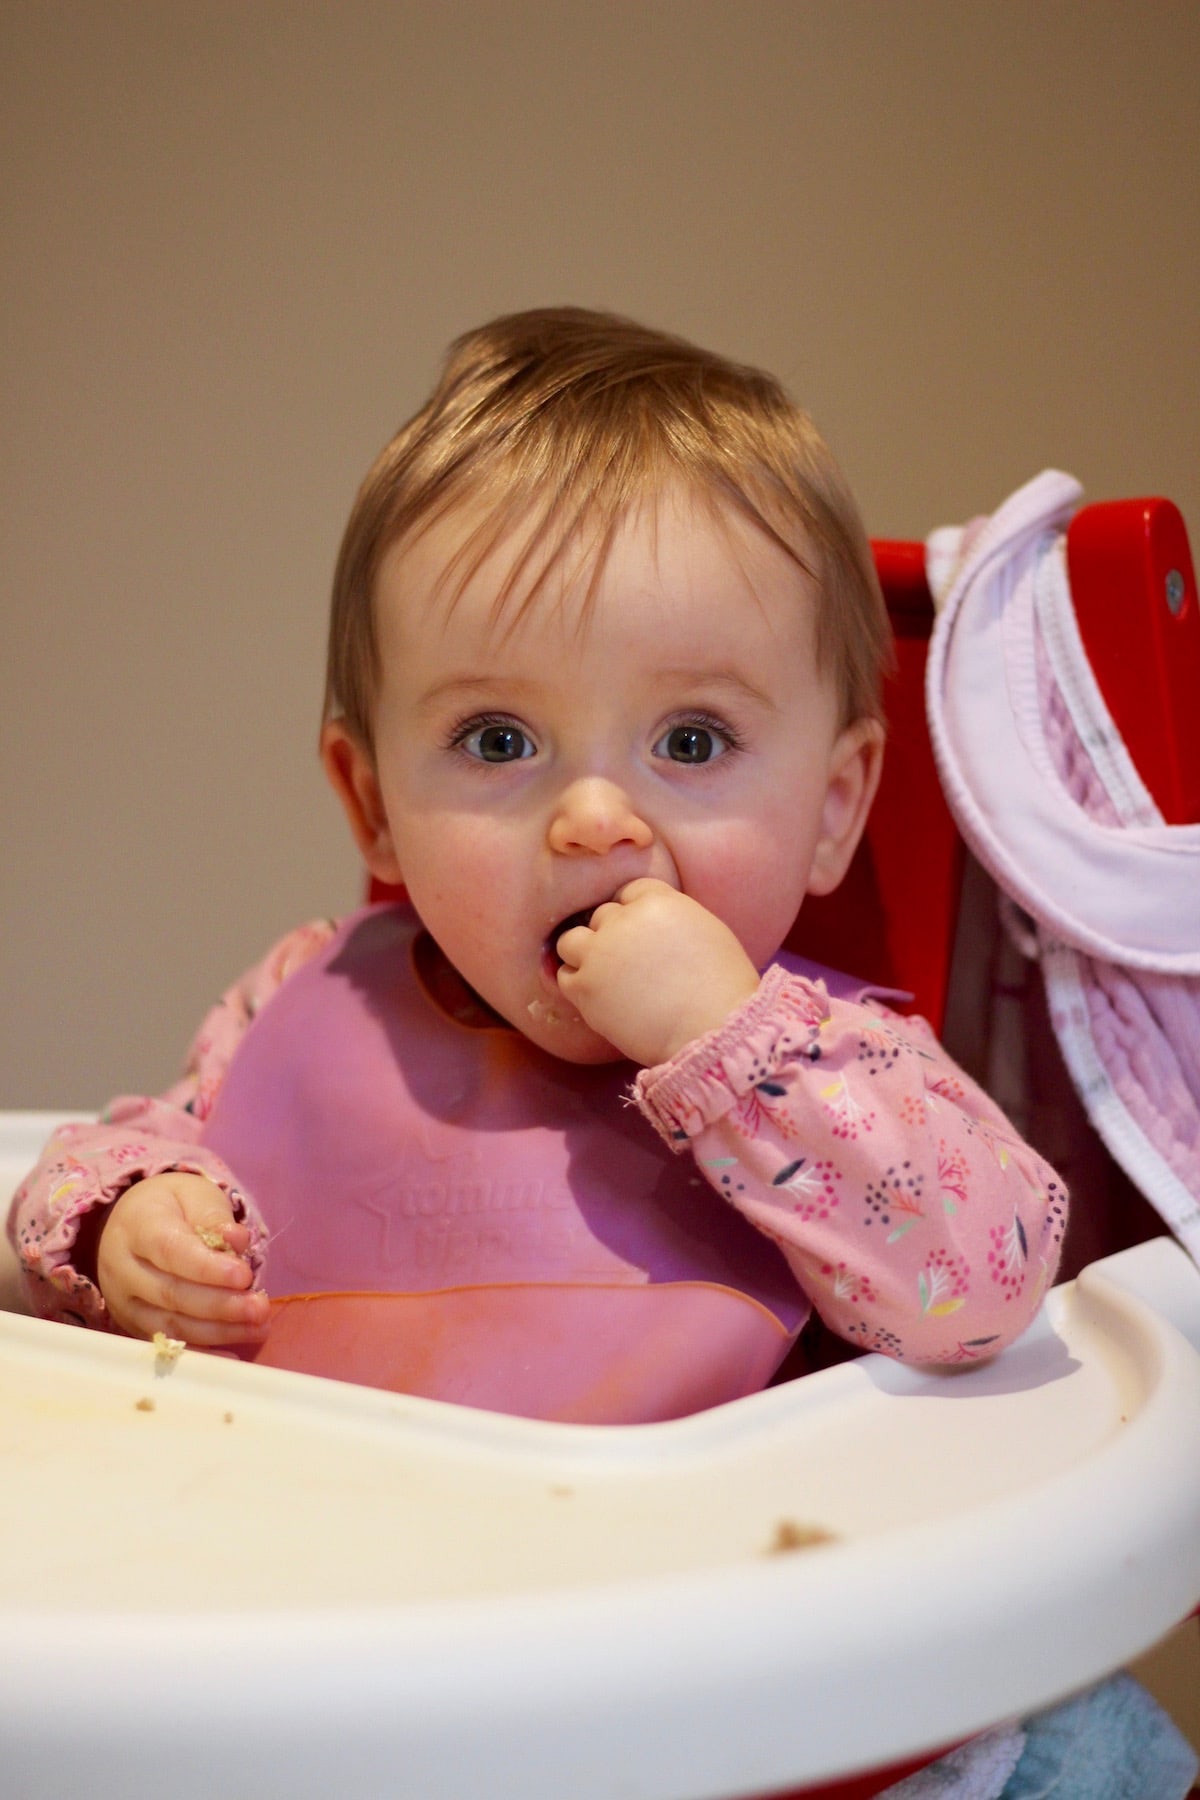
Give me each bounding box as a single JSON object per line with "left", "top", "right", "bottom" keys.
{"left": 547, "top": 777, "right": 654, "bottom": 856}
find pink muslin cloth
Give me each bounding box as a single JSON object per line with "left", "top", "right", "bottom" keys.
{"left": 925, "top": 470, "right": 1200, "bottom": 1261}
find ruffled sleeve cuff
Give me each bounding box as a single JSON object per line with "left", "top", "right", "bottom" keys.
{"left": 631, "top": 965, "right": 830, "bottom": 1147}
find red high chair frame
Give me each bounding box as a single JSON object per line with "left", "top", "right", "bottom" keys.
{"left": 369, "top": 499, "right": 1199, "bottom": 1799}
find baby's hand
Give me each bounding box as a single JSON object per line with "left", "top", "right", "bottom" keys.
{"left": 556, "top": 878, "right": 760, "bottom": 1066}
{"left": 96, "top": 1172, "right": 270, "bottom": 1347}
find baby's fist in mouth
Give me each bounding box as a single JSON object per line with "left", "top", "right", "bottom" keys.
{"left": 555, "top": 879, "right": 760, "bottom": 1066}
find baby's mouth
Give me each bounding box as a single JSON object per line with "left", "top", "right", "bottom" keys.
{"left": 544, "top": 907, "right": 596, "bottom": 972}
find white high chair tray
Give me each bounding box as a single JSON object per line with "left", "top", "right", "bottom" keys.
{"left": 2, "top": 1123, "right": 1199, "bottom": 1800}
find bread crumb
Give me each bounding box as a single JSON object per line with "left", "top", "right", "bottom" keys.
{"left": 527, "top": 999, "right": 564, "bottom": 1025}
{"left": 766, "top": 1520, "right": 836, "bottom": 1555}
{"left": 223, "top": 1412, "right": 234, "bottom": 1425}
{"left": 152, "top": 1331, "right": 187, "bottom": 1375}
{"left": 195, "top": 1224, "right": 230, "bottom": 1252}
{"left": 134, "top": 1396, "right": 156, "bottom": 1412}
{"left": 548, "top": 1484, "right": 574, "bottom": 1498}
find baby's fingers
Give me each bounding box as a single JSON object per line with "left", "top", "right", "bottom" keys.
{"left": 123, "top": 1266, "right": 270, "bottom": 1348}
{"left": 212, "top": 1219, "right": 253, "bottom": 1258}
{"left": 141, "top": 1182, "right": 255, "bottom": 1291}
{"left": 554, "top": 923, "right": 591, "bottom": 971}
{"left": 145, "top": 1218, "right": 256, "bottom": 1293}
{"left": 184, "top": 1217, "right": 255, "bottom": 1273}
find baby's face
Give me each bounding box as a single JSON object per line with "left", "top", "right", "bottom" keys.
{"left": 349, "top": 487, "right": 870, "bottom": 1062}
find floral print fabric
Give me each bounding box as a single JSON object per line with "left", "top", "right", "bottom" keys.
{"left": 633, "top": 963, "right": 1066, "bottom": 1362}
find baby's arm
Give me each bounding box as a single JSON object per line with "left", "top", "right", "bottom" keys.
{"left": 632, "top": 965, "right": 1068, "bottom": 1365}
{"left": 6, "top": 919, "right": 336, "bottom": 1336}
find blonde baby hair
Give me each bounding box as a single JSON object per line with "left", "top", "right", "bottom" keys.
{"left": 324, "top": 307, "right": 891, "bottom": 750}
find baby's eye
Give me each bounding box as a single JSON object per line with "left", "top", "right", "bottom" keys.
{"left": 653, "top": 722, "right": 732, "bottom": 765}
{"left": 459, "top": 721, "right": 536, "bottom": 763}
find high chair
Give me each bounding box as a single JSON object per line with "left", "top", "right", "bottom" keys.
{"left": 2, "top": 495, "right": 1198, "bottom": 1800}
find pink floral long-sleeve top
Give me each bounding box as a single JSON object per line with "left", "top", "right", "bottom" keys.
{"left": 8, "top": 914, "right": 1067, "bottom": 1369}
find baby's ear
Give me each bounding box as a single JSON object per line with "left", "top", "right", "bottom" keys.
{"left": 806, "top": 718, "right": 884, "bottom": 898}
{"left": 319, "top": 720, "right": 404, "bottom": 887}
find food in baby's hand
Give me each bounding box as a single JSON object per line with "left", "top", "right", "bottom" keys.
{"left": 195, "top": 1224, "right": 231, "bottom": 1252}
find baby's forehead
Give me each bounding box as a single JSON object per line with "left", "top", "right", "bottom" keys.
{"left": 376, "top": 479, "right": 819, "bottom": 639}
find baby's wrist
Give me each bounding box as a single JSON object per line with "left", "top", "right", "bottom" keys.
{"left": 71, "top": 1198, "right": 117, "bottom": 1288}
{"left": 653, "top": 969, "right": 762, "bottom": 1066}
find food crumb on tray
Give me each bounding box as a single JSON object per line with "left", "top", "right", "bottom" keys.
{"left": 765, "top": 1519, "right": 837, "bottom": 1555}
{"left": 134, "top": 1396, "right": 156, "bottom": 1413}
{"left": 152, "top": 1331, "right": 187, "bottom": 1375}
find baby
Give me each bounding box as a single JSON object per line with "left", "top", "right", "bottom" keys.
{"left": 9, "top": 308, "right": 1067, "bottom": 1422}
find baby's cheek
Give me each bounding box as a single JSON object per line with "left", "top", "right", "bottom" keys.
{"left": 694, "top": 853, "right": 809, "bottom": 962}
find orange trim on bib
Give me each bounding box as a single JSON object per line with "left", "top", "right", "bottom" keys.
{"left": 256, "top": 1281, "right": 790, "bottom": 1423}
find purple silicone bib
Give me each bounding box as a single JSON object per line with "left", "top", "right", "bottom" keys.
{"left": 202, "top": 905, "right": 813, "bottom": 1421}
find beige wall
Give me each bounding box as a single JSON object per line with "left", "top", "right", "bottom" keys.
{"left": 3, "top": 0, "right": 1197, "bottom": 1108}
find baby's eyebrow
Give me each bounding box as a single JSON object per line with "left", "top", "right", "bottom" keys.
{"left": 650, "top": 667, "right": 776, "bottom": 709}
{"left": 414, "top": 674, "right": 539, "bottom": 715}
